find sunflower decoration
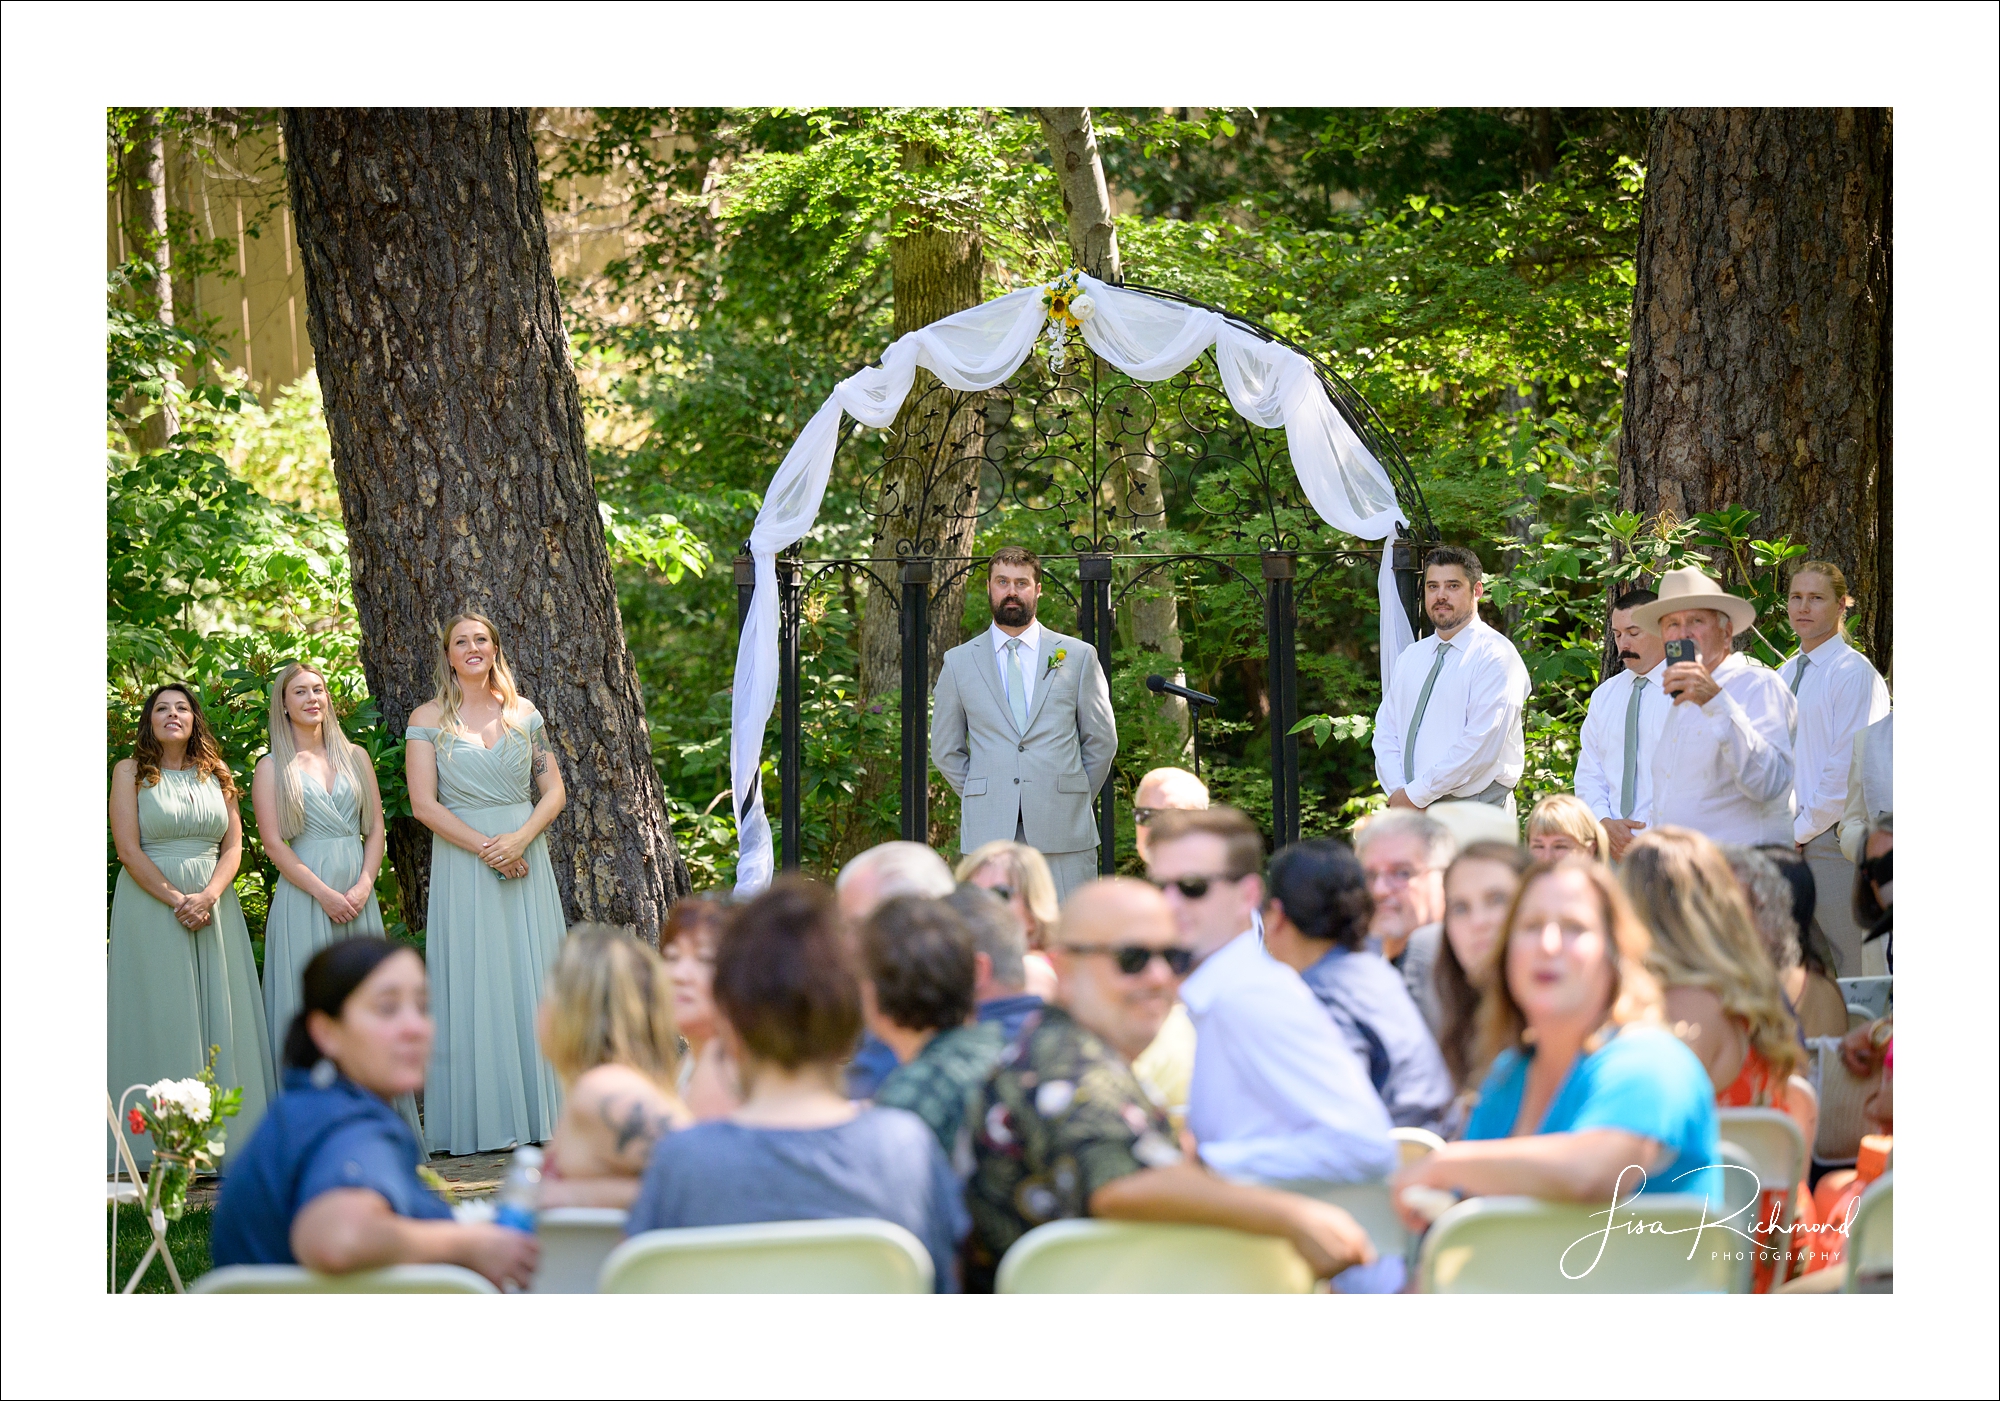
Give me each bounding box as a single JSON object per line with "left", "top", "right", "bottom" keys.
{"left": 1040, "top": 270, "right": 1096, "bottom": 372}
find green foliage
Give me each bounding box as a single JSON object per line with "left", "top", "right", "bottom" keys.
{"left": 108, "top": 1204, "right": 213, "bottom": 1294}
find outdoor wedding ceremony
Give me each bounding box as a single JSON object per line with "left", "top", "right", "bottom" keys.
{"left": 7, "top": 8, "right": 1995, "bottom": 1395}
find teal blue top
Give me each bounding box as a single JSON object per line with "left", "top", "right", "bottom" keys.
{"left": 1464, "top": 1025, "right": 1719, "bottom": 1202}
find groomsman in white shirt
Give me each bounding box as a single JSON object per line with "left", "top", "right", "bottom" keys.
{"left": 1776, "top": 561, "right": 1891, "bottom": 975}
{"left": 1632, "top": 567, "right": 1796, "bottom": 846}
{"left": 1373, "top": 547, "right": 1532, "bottom": 813}
{"left": 1574, "top": 588, "right": 1672, "bottom": 860}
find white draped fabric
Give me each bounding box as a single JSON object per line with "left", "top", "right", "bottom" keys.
{"left": 730, "top": 274, "right": 1414, "bottom": 893}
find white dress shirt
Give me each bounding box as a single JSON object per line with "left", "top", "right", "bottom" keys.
{"left": 1839, "top": 711, "right": 1893, "bottom": 861}
{"left": 989, "top": 618, "right": 1044, "bottom": 715}
{"left": 1778, "top": 636, "right": 1891, "bottom": 843}
{"left": 1181, "top": 929, "right": 1397, "bottom": 1183}
{"left": 1372, "top": 615, "right": 1531, "bottom": 807}
{"left": 1649, "top": 651, "right": 1797, "bottom": 845}
{"left": 1574, "top": 661, "right": 1672, "bottom": 823}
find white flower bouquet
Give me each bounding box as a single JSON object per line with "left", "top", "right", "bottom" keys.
{"left": 124, "top": 1046, "right": 242, "bottom": 1221}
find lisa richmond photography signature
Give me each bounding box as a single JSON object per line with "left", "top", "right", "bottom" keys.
{"left": 1559, "top": 1164, "right": 1861, "bottom": 1280}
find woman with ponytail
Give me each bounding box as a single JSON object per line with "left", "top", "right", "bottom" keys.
{"left": 251, "top": 666, "right": 397, "bottom": 1107}
{"left": 405, "top": 612, "right": 569, "bottom": 1155}
{"left": 109, "top": 683, "right": 273, "bottom": 1167}
{"left": 211, "top": 938, "right": 538, "bottom": 1289}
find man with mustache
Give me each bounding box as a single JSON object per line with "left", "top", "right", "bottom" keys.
{"left": 1373, "top": 546, "right": 1531, "bottom": 813}
{"left": 1574, "top": 587, "right": 1672, "bottom": 859}
{"left": 931, "top": 546, "right": 1117, "bottom": 901}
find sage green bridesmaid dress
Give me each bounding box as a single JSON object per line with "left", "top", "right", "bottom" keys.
{"left": 260, "top": 764, "right": 422, "bottom": 1140}
{"left": 408, "top": 709, "right": 565, "bottom": 1154}
{"left": 108, "top": 768, "right": 274, "bottom": 1169}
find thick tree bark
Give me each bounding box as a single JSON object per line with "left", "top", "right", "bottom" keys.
{"left": 123, "top": 120, "right": 178, "bottom": 450}
{"left": 283, "top": 107, "right": 689, "bottom": 937}
{"left": 1037, "top": 108, "right": 1186, "bottom": 735}
{"left": 856, "top": 145, "right": 987, "bottom": 706}
{"left": 1619, "top": 108, "right": 1891, "bottom": 672}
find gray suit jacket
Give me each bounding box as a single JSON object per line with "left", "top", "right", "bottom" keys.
{"left": 931, "top": 626, "right": 1117, "bottom": 856}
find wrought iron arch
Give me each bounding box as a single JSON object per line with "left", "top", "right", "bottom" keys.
{"left": 735, "top": 298, "right": 1438, "bottom": 872}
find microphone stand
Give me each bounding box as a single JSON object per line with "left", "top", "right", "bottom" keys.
{"left": 1189, "top": 697, "right": 1215, "bottom": 779}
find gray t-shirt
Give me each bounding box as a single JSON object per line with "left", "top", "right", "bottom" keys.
{"left": 627, "top": 1108, "right": 969, "bottom": 1292}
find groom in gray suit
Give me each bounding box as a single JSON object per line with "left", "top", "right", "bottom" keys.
{"left": 931, "top": 546, "right": 1118, "bottom": 901}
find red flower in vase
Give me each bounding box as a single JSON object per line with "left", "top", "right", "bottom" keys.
{"left": 127, "top": 1107, "right": 147, "bottom": 1135}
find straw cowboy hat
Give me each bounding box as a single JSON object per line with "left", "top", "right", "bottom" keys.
{"left": 1629, "top": 565, "right": 1759, "bottom": 636}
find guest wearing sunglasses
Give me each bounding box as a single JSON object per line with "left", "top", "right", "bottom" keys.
{"left": 963, "top": 878, "right": 1377, "bottom": 1292}
{"left": 1131, "top": 765, "right": 1209, "bottom": 864}
{"left": 1146, "top": 808, "right": 1399, "bottom": 1288}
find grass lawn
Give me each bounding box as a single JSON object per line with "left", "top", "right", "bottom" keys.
{"left": 108, "top": 1204, "right": 213, "bottom": 1293}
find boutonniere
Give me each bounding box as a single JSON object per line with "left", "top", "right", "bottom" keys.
{"left": 1044, "top": 648, "right": 1067, "bottom": 678}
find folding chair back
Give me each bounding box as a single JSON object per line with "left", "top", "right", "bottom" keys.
{"left": 599, "top": 1219, "right": 933, "bottom": 1294}
{"left": 192, "top": 1264, "right": 497, "bottom": 1293}
{"left": 996, "top": 1219, "right": 1313, "bottom": 1294}
{"left": 1844, "top": 1173, "right": 1892, "bottom": 1292}
{"left": 1419, "top": 1193, "right": 1746, "bottom": 1293}
{"left": 531, "top": 1208, "right": 629, "bottom": 1293}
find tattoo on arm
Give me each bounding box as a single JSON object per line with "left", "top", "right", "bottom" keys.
{"left": 600, "top": 1096, "right": 672, "bottom": 1159}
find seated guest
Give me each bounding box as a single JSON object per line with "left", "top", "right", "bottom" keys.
{"left": 862, "top": 896, "right": 1005, "bottom": 1164}
{"left": 535, "top": 925, "right": 691, "bottom": 1209}
{"left": 628, "top": 877, "right": 967, "bottom": 1291}
{"left": 954, "top": 838, "right": 1060, "bottom": 1001}
{"left": 1147, "top": 809, "right": 1397, "bottom": 1195}
{"left": 1622, "top": 827, "right": 1818, "bottom": 1290}
{"left": 211, "top": 938, "right": 538, "bottom": 1289}
{"left": 1389, "top": 859, "right": 1718, "bottom": 1223}
{"left": 1752, "top": 844, "right": 1850, "bottom": 1041}
{"left": 1353, "top": 809, "right": 1458, "bottom": 1034}
{"left": 945, "top": 883, "right": 1042, "bottom": 1043}
{"left": 1131, "top": 765, "right": 1209, "bottom": 864}
{"left": 836, "top": 842, "right": 958, "bottom": 1098}
{"left": 1525, "top": 792, "right": 1608, "bottom": 863}
{"left": 1725, "top": 846, "right": 1846, "bottom": 1041}
{"left": 1432, "top": 841, "right": 1535, "bottom": 1123}
{"left": 965, "top": 878, "right": 1377, "bottom": 1293}
{"left": 1260, "top": 838, "right": 1453, "bottom": 1134}
{"left": 1853, "top": 812, "right": 1893, "bottom": 975}
{"left": 661, "top": 895, "right": 739, "bottom": 1119}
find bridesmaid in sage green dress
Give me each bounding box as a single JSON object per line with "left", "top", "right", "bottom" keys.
{"left": 250, "top": 662, "right": 423, "bottom": 1141}
{"left": 109, "top": 684, "right": 274, "bottom": 1168}
{"left": 406, "top": 612, "right": 569, "bottom": 1155}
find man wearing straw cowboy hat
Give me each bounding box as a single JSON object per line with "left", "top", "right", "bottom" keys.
{"left": 1631, "top": 565, "right": 1798, "bottom": 846}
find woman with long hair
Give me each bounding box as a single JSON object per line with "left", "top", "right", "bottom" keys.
{"left": 211, "top": 938, "right": 538, "bottom": 1289}
{"left": 405, "top": 612, "right": 569, "bottom": 1154}
{"left": 1622, "top": 827, "right": 1820, "bottom": 1289}
{"left": 1389, "top": 858, "right": 1718, "bottom": 1222}
{"left": 661, "top": 896, "right": 741, "bottom": 1120}
{"left": 1431, "top": 841, "right": 1535, "bottom": 1120}
{"left": 954, "top": 839, "right": 1061, "bottom": 1002}
{"left": 251, "top": 665, "right": 397, "bottom": 1100}
{"left": 536, "top": 925, "right": 692, "bottom": 1208}
{"left": 109, "top": 683, "right": 275, "bottom": 1167}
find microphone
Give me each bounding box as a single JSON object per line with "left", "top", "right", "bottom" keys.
{"left": 1147, "top": 674, "right": 1220, "bottom": 707}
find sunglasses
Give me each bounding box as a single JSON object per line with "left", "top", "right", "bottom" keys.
{"left": 1061, "top": 943, "right": 1196, "bottom": 976}
{"left": 1148, "top": 873, "right": 1238, "bottom": 900}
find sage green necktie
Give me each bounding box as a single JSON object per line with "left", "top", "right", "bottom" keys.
{"left": 1620, "top": 676, "right": 1648, "bottom": 819}
{"left": 1005, "top": 637, "right": 1029, "bottom": 732}
{"left": 1403, "top": 642, "right": 1453, "bottom": 784}
{"left": 1788, "top": 655, "right": 1809, "bottom": 695}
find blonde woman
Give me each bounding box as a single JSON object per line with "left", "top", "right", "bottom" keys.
{"left": 406, "top": 612, "right": 569, "bottom": 1154}
{"left": 536, "top": 926, "right": 692, "bottom": 1209}
{"left": 954, "top": 839, "right": 1060, "bottom": 1002}
{"left": 109, "top": 683, "right": 275, "bottom": 1167}
{"left": 1389, "top": 858, "right": 1719, "bottom": 1225}
{"left": 252, "top": 666, "right": 391, "bottom": 1078}
{"left": 1525, "top": 792, "right": 1609, "bottom": 863}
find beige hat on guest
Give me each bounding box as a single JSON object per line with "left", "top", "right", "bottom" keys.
{"left": 1629, "top": 565, "right": 1759, "bottom": 636}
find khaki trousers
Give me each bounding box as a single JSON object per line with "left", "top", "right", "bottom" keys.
{"left": 1804, "top": 826, "right": 1867, "bottom": 976}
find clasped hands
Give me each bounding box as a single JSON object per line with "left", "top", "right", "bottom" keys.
{"left": 170, "top": 888, "right": 216, "bottom": 931}
{"left": 314, "top": 874, "right": 377, "bottom": 926}
{"left": 479, "top": 830, "right": 530, "bottom": 880}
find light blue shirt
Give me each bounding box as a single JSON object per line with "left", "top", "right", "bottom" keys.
{"left": 1465, "top": 1024, "right": 1719, "bottom": 1202}
{"left": 989, "top": 619, "right": 1044, "bottom": 714}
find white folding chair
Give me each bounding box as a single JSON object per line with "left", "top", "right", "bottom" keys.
{"left": 996, "top": 1219, "right": 1312, "bottom": 1294}
{"left": 1837, "top": 976, "right": 1892, "bottom": 1021}
{"left": 600, "top": 1219, "right": 933, "bottom": 1294}
{"left": 108, "top": 1089, "right": 184, "bottom": 1295}
{"left": 1418, "top": 1193, "right": 1746, "bottom": 1293}
{"left": 1391, "top": 1126, "right": 1446, "bottom": 1166}
{"left": 1718, "top": 1107, "right": 1806, "bottom": 1226}
{"left": 1844, "top": 1173, "right": 1892, "bottom": 1292}
{"left": 531, "top": 1207, "right": 629, "bottom": 1293}
{"left": 1253, "top": 1177, "right": 1409, "bottom": 1261}
{"left": 192, "top": 1264, "right": 497, "bottom": 1293}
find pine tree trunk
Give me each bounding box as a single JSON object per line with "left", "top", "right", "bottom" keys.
{"left": 282, "top": 107, "right": 689, "bottom": 938}
{"left": 123, "top": 120, "right": 178, "bottom": 450}
{"left": 1036, "top": 107, "right": 1187, "bottom": 736}
{"left": 1619, "top": 108, "right": 1892, "bottom": 672}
